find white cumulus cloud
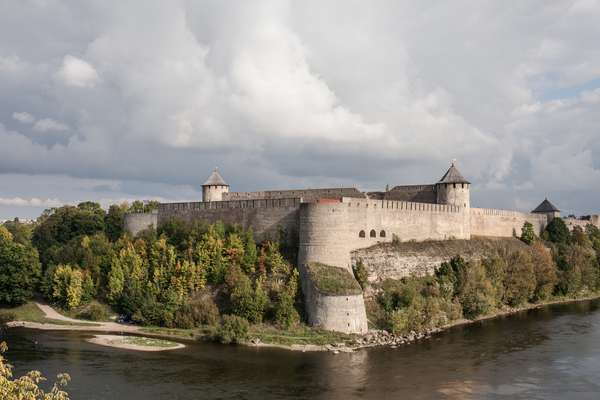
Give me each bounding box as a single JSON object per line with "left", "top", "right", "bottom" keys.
{"left": 12, "top": 111, "right": 35, "bottom": 124}
{"left": 56, "top": 55, "right": 99, "bottom": 88}
{"left": 32, "top": 118, "right": 69, "bottom": 132}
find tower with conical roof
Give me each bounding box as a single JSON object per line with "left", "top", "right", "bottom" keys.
{"left": 202, "top": 167, "right": 229, "bottom": 202}
{"left": 531, "top": 198, "right": 560, "bottom": 222}
{"left": 435, "top": 160, "right": 470, "bottom": 208}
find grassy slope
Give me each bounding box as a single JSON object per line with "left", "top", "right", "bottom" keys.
{"left": 0, "top": 302, "right": 100, "bottom": 326}
{"left": 307, "top": 262, "right": 362, "bottom": 295}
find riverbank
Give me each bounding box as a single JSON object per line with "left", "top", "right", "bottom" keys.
{"left": 3, "top": 296, "right": 600, "bottom": 353}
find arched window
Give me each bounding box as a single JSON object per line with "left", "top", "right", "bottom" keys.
{"left": 359, "top": 230, "right": 366, "bottom": 238}
{"left": 370, "top": 229, "right": 376, "bottom": 238}
{"left": 380, "top": 230, "right": 386, "bottom": 238}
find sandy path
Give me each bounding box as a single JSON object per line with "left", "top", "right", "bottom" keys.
{"left": 7, "top": 303, "right": 140, "bottom": 333}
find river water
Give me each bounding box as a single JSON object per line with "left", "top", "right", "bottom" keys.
{"left": 3, "top": 300, "right": 600, "bottom": 399}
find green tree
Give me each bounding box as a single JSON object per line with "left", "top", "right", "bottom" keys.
{"left": 520, "top": 221, "right": 536, "bottom": 245}
{"left": 543, "top": 218, "right": 571, "bottom": 244}
{"left": 530, "top": 241, "right": 558, "bottom": 301}
{"left": 51, "top": 265, "right": 83, "bottom": 309}
{"left": 105, "top": 204, "right": 127, "bottom": 242}
{"left": 503, "top": 251, "right": 536, "bottom": 306}
{"left": 352, "top": 259, "right": 369, "bottom": 289}
{"left": 459, "top": 262, "right": 496, "bottom": 318}
{"left": 0, "top": 226, "right": 41, "bottom": 306}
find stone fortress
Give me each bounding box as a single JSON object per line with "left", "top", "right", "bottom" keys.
{"left": 125, "top": 162, "right": 600, "bottom": 334}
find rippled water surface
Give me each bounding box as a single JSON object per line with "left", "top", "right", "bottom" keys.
{"left": 3, "top": 300, "right": 600, "bottom": 399}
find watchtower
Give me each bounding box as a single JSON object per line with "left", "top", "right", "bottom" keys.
{"left": 202, "top": 167, "right": 229, "bottom": 202}
{"left": 531, "top": 198, "right": 560, "bottom": 222}
{"left": 435, "top": 161, "right": 470, "bottom": 208}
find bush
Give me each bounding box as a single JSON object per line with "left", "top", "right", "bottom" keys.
{"left": 215, "top": 315, "right": 249, "bottom": 344}
{"left": 77, "top": 302, "right": 110, "bottom": 321}
{"left": 520, "top": 222, "right": 536, "bottom": 245}
{"left": 173, "top": 295, "right": 221, "bottom": 328}
{"left": 352, "top": 259, "right": 369, "bottom": 289}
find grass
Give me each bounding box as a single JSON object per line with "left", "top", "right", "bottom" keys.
{"left": 0, "top": 302, "right": 100, "bottom": 326}
{"left": 307, "top": 262, "right": 363, "bottom": 295}
{"left": 122, "top": 336, "right": 181, "bottom": 348}
{"left": 248, "top": 324, "right": 355, "bottom": 346}
{"left": 139, "top": 326, "right": 199, "bottom": 339}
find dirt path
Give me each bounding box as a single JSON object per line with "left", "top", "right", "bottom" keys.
{"left": 7, "top": 303, "right": 140, "bottom": 333}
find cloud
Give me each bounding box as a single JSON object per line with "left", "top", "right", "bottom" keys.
{"left": 32, "top": 118, "right": 69, "bottom": 132}
{"left": 0, "top": 1, "right": 600, "bottom": 218}
{"left": 0, "top": 197, "right": 62, "bottom": 208}
{"left": 56, "top": 55, "right": 99, "bottom": 88}
{"left": 12, "top": 112, "right": 35, "bottom": 124}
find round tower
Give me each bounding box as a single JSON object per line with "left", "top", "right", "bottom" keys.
{"left": 202, "top": 167, "right": 229, "bottom": 202}
{"left": 531, "top": 198, "right": 560, "bottom": 222}
{"left": 435, "top": 160, "right": 470, "bottom": 208}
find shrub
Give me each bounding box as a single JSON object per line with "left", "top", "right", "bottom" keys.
{"left": 173, "top": 295, "right": 221, "bottom": 328}
{"left": 352, "top": 259, "right": 369, "bottom": 289}
{"left": 77, "top": 302, "right": 110, "bottom": 321}
{"left": 215, "top": 315, "right": 249, "bottom": 344}
{"left": 520, "top": 222, "right": 536, "bottom": 245}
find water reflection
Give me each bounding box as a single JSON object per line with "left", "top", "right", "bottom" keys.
{"left": 3, "top": 299, "right": 600, "bottom": 399}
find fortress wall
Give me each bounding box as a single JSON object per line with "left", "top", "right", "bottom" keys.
{"left": 384, "top": 184, "right": 437, "bottom": 203}
{"left": 299, "top": 264, "right": 368, "bottom": 334}
{"left": 157, "top": 198, "right": 301, "bottom": 243}
{"left": 223, "top": 188, "right": 365, "bottom": 201}
{"left": 470, "top": 208, "right": 547, "bottom": 237}
{"left": 565, "top": 218, "right": 596, "bottom": 231}
{"left": 298, "top": 198, "right": 470, "bottom": 272}
{"left": 124, "top": 212, "right": 158, "bottom": 237}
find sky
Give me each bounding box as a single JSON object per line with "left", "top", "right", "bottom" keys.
{"left": 1, "top": 0, "right": 600, "bottom": 220}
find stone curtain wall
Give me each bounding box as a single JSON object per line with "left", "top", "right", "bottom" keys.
{"left": 124, "top": 212, "right": 158, "bottom": 237}
{"left": 470, "top": 208, "right": 548, "bottom": 238}
{"left": 298, "top": 198, "right": 470, "bottom": 273}
{"left": 223, "top": 188, "right": 365, "bottom": 201}
{"left": 157, "top": 198, "right": 301, "bottom": 244}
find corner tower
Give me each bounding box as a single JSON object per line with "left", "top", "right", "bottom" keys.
{"left": 436, "top": 161, "right": 470, "bottom": 208}
{"left": 202, "top": 167, "right": 229, "bottom": 202}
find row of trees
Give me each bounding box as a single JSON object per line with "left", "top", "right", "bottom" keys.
{"left": 377, "top": 218, "right": 600, "bottom": 335}
{"left": 0, "top": 202, "right": 301, "bottom": 332}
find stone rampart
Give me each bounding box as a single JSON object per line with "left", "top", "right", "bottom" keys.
{"left": 470, "top": 208, "right": 547, "bottom": 237}
{"left": 298, "top": 197, "right": 470, "bottom": 273}
{"left": 223, "top": 188, "right": 365, "bottom": 201}
{"left": 298, "top": 263, "right": 368, "bottom": 334}
{"left": 124, "top": 212, "right": 158, "bottom": 237}
{"left": 157, "top": 198, "right": 301, "bottom": 243}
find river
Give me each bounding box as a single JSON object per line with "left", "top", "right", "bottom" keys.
{"left": 3, "top": 299, "right": 600, "bottom": 399}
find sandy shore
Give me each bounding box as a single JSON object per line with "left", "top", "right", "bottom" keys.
{"left": 87, "top": 334, "right": 185, "bottom": 352}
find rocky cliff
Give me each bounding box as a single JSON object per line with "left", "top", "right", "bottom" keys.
{"left": 351, "top": 236, "right": 528, "bottom": 284}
